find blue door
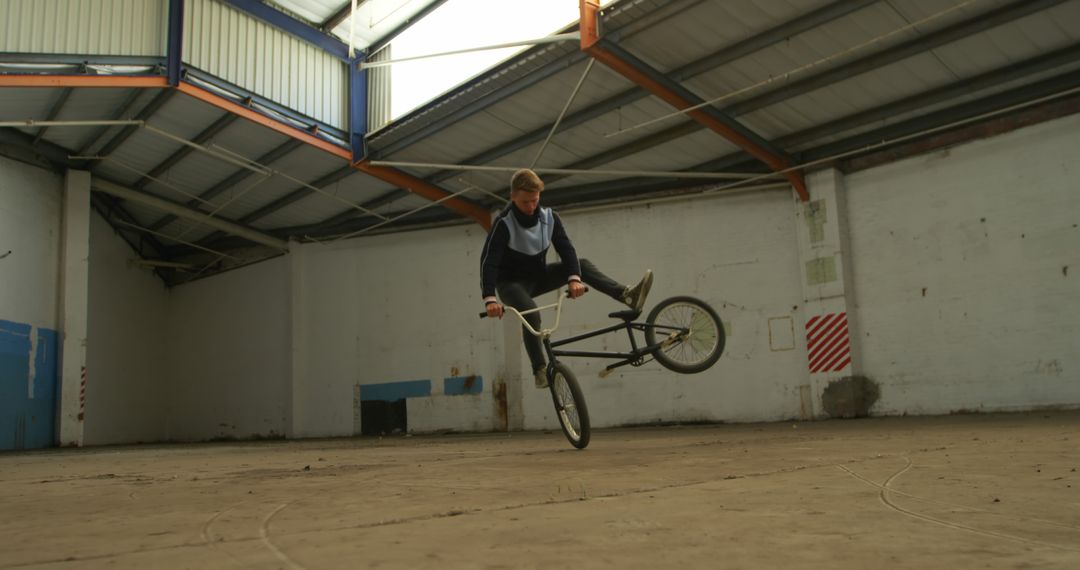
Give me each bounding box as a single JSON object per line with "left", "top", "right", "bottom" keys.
{"left": 1, "top": 320, "right": 58, "bottom": 450}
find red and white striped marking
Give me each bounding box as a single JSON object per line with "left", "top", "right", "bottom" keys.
{"left": 78, "top": 366, "right": 86, "bottom": 422}
{"left": 805, "top": 313, "right": 851, "bottom": 374}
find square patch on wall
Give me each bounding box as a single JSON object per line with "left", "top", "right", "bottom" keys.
{"left": 768, "top": 316, "right": 795, "bottom": 351}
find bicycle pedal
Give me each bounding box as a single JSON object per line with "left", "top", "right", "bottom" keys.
{"left": 598, "top": 368, "right": 612, "bottom": 379}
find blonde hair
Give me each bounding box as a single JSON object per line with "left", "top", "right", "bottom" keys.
{"left": 510, "top": 168, "right": 544, "bottom": 193}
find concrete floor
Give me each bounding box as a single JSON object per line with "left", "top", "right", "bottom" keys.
{"left": 1, "top": 412, "right": 1079, "bottom": 569}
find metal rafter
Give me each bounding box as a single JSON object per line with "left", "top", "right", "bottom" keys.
{"left": 320, "top": 0, "right": 363, "bottom": 32}
{"left": 74, "top": 88, "right": 145, "bottom": 157}
{"left": 723, "top": 0, "right": 1069, "bottom": 117}
{"left": 555, "top": 68, "right": 1080, "bottom": 202}
{"left": 85, "top": 89, "right": 175, "bottom": 165}
{"left": 407, "top": 0, "right": 1058, "bottom": 208}
{"left": 372, "top": 0, "right": 870, "bottom": 204}
{"left": 776, "top": 41, "right": 1080, "bottom": 153}
{"left": 190, "top": 165, "right": 358, "bottom": 249}
{"left": 91, "top": 178, "right": 288, "bottom": 251}
{"left": 147, "top": 139, "right": 303, "bottom": 231}
{"left": 353, "top": 161, "right": 491, "bottom": 229}
{"left": 31, "top": 88, "right": 73, "bottom": 145}
{"left": 368, "top": 0, "right": 706, "bottom": 159}
{"left": 135, "top": 113, "right": 238, "bottom": 190}
{"left": 220, "top": 0, "right": 351, "bottom": 61}
{"left": 579, "top": 0, "right": 807, "bottom": 200}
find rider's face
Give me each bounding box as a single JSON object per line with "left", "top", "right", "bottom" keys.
{"left": 511, "top": 189, "right": 541, "bottom": 215}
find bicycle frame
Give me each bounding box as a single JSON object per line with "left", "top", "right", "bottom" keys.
{"left": 495, "top": 293, "right": 689, "bottom": 376}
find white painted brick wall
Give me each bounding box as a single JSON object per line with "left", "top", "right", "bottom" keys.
{"left": 287, "top": 188, "right": 811, "bottom": 436}
{"left": 0, "top": 156, "right": 62, "bottom": 329}
{"left": 546, "top": 190, "right": 808, "bottom": 428}
{"left": 85, "top": 213, "right": 170, "bottom": 445}
{"left": 11, "top": 115, "right": 1070, "bottom": 443}
{"left": 845, "top": 113, "right": 1080, "bottom": 415}
{"left": 295, "top": 223, "right": 501, "bottom": 436}
{"left": 166, "top": 256, "right": 291, "bottom": 441}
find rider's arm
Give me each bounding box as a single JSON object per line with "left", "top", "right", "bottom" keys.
{"left": 551, "top": 212, "right": 582, "bottom": 285}
{"left": 480, "top": 218, "right": 510, "bottom": 306}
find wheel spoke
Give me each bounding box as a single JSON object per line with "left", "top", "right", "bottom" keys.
{"left": 554, "top": 374, "right": 581, "bottom": 439}
{"left": 650, "top": 301, "right": 720, "bottom": 367}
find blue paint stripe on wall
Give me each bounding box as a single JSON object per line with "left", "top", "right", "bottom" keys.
{"left": 360, "top": 379, "right": 432, "bottom": 402}
{"left": 27, "top": 328, "right": 58, "bottom": 448}
{"left": 444, "top": 375, "right": 483, "bottom": 396}
{"left": 0, "top": 320, "right": 33, "bottom": 354}
{"left": 1, "top": 320, "right": 59, "bottom": 450}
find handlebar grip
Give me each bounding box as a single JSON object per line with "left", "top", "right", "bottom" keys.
{"left": 478, "top": 311, "right": 488, "bottom": 319}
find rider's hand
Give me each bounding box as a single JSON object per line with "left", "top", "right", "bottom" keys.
{"left": 486, "top": 302, "right": 504, "bottom": 319}
{"left": 568, "top": 280, "right": 587, "bottom": 299}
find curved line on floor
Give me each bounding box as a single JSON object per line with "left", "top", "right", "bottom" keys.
{"left": 837, "top": 463, "right": 1080, "bottom": 532}
{"left": 838, "top": 459, "right": 1080, "bottom": 552}
{"left": 261, "top": 503, "right": 305, "bottom": 570}
{"left": 200, "top": 506, "right": 246, "bottom": 568}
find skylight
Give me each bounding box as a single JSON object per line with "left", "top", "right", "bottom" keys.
{"left": 386, "top": 0, "right": 614, "bottom": 119}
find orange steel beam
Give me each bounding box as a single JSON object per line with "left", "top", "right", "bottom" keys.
{"left": 354, "top": 160, "right": 492, "bottom": 230}
{"left": 0, "top": 75, "right": 169, "bottom": 88}
{"left": 0, "top": 75, "right": 350, "bottom": 159}
{"left": 180, "top": 83, "right": 490, "bottom": 227}
{"left": 2, "top": 74, "right": 490, "bottom": 226}
{"left": 579, "top": 0, "right": 808, "bottom": 201}
{"left": 175, "top": 81, "right": 352, "bottom": 160}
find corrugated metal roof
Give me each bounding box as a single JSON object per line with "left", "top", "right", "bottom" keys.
{"left": 3, "top": 0, "right": 1079, "bottom": 284}
{"left": 266, "top": 0, "right": 448, "bottom": 53}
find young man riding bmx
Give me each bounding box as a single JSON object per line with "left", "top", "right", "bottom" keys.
{"left": 480, "top": 168, "right": 653, "bottom": 388}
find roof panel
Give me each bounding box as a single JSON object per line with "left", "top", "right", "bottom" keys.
{"left": 0, "top": 87, "right": 54, "bottom": 119}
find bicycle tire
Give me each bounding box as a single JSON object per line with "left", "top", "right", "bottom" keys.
{"left": 645, "top": 296, "right": 725, "bottom": 374}
{"left": 549, "top": 362, "right": 590, "bottom": 449}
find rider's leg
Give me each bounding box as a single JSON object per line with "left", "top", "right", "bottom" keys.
{"left": 544, "top": 259, "right": 652, "bottom": 309}
{"left": 495, "top": 280, "right": 548, "bottom": 385}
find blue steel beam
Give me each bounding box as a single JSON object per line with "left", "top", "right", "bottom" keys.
{"left": 220, "top": 0, "right": 352, "bottom": 61}
{"left": 349, "top": 56, "right": 367, "bottom": 158}
{"left": 167, "top": 0, "right": 184, "bottom": 86}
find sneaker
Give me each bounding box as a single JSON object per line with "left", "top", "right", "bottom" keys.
{"left": 534, "top": 366, "right": 549, "bottom": 389}
{"left": 623, "top": 269, "right": 653, "bottom": 312}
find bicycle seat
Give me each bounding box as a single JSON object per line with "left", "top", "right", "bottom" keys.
{"left": 608, "top": 309, "right": 640, "bottom": 321}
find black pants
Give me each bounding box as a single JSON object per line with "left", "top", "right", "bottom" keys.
{"left": 496, "top": 258, "right": 626, "bottom": 373}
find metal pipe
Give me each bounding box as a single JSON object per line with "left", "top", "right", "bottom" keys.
{"left": 210, "top": 141, "right": 393, "bottom": 221}
{"left": 0, "top": 120, "right": 143, "bottom": 128}
{"left": 91, "top": 178, "right": 289, "bottom": 252}
{"left": 607, "top": 0, "right": 984, "bottom": 137}
{"left": 358, "top": 32, "right": 581, "bottom": 69}
{"left": 110, "top": 219, "right": 240, "bottom": 260}
{"left": 368, "top": 161, "right": 757, "bottom": 180}
{"left": 129, "top": 259, "right": 196, "bottom": 270}
{"left": 321, "top": 185, "right": 480, "bottom": 243}
{"left": 73, "top": 155, "right": 218, "bottom": 207}
{"left": 704, "top": 85, "right": 1080, "bottom": 195}
{"left": 560, "top": 182, "right": 791, "bottom": 216}
{"left": 142, "top": 124, "right": 270, "bottom": 176}
{"left": 531, "top": 58, "right": 596, "bottom": 169}
{"left": 169, "top": 175, "right": 272, "bottom": 243}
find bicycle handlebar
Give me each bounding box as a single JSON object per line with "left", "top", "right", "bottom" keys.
{"left": 478, "top": 287, "right": 587, "bottom": 338}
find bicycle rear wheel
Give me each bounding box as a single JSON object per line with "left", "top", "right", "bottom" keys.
{"left": 645, "top": 296, "right": 725, "bottom": 374}
{"left": 549, "top": 362, "right": 590, "bottom": 449}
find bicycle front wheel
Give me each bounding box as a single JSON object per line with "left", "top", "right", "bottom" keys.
{"left": 645, "top": 296, "right": 725, "bottom": 374}
{"left": 549, "top": 362, "right": 590, "bottom": 449}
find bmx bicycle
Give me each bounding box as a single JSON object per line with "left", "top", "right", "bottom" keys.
{"left": 481, "top": 290, "right": 725, "bottom": 449}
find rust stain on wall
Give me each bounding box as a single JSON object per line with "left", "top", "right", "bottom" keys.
{"left": 494, "top": 381, "right": 508, "bottom": 431}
